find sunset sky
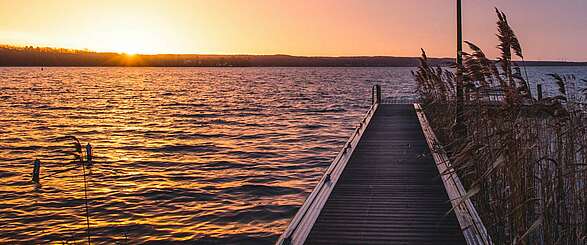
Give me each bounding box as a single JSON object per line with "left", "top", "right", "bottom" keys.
{"left": 0, "top": 0, "right": 586, "bottom": 61}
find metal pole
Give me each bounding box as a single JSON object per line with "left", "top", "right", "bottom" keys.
{"left": 82, "top": 162, "right": 91, "bottom": 245}
{"left": 455, "top": 0, "right": 466, "bottom": 136}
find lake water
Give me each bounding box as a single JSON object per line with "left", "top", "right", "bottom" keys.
{"left": 0, "top": 66, "right": 585, "bottom": 244}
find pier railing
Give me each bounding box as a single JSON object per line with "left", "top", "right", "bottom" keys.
{"left": 276, "top": 85, "right": 382, "bottom": 245}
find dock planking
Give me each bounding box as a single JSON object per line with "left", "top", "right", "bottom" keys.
{"left": 292, "top": 104, "right": 467, "bottom": 244}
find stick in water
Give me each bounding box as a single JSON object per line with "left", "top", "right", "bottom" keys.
{"left": 85, "top": 143, "right": 93, "bottom": 166}
{"left": 32, "top": 159, "right": 41, "bottom": 183}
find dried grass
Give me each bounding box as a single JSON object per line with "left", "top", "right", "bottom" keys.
{"left": 415, "top": 9, "right": 587, "bottom": 245}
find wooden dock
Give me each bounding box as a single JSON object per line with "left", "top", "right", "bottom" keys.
{"left": 278, "top": 86, "right": 490, "bottom": 245}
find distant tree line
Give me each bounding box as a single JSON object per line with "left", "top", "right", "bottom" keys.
{"left": 0, "top": 45, "right": 584, "bottom": 67}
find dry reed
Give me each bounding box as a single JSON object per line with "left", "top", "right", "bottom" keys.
{"left": 414, "top": 9, "right": 587, "bottom": 245}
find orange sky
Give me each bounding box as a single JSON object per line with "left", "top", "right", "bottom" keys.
{"left": 0, "top": 0, "right": 586, "bottom": 61}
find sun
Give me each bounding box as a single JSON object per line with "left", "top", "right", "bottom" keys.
{"left": 91, "top": 24, "right": 165, "bottom": 55}
{"left": 109, "top": 38, "right": 153, "bottom": 55}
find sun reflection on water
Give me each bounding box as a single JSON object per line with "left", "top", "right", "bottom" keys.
{"left": 0, "top": 67, "right": 420, "bottom": 243}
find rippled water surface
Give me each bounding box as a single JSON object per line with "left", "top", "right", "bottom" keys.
{"left": 0, "top": 67, "right": 585, "bottom": 244}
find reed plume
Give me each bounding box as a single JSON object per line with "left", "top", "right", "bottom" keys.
{"left": 415, "top": 8, "right": 587, "bottom": 245}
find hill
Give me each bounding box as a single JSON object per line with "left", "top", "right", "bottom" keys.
{"left": 1, "top": 45, "right": 585, "bottom": 67}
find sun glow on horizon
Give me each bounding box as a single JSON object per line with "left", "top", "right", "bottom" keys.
{"left": 64, "top": 10, "right": 181, "bottom": 55}
{"left": 0, "top": 0, "right": 196, "bottom": 55}
{"left": 0, "top": 0, "right": 586, "bottom": 60}
{"left": 93, "top": 28, "right": 163, "bottom": 55}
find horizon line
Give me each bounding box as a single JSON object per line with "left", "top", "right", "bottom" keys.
{"left": 2, "top": 43, "right": 586, "bottom": 63}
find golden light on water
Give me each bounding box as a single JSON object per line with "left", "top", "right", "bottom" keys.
{"left": 3, "top": 66, "right": 393, "bottom": 242}
{"left": 1, "top": 0, "right": 587, "bottom": 242}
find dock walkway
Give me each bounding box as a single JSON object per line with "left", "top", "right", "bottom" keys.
{"left": 278, "top": 86, "right": 490, "bottom": 245}
{"left": 304, "top": 104, "right": 465, "bottom": 244}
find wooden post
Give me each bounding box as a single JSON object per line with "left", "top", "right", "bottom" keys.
{"left": 85, "top": 143, "right": 93, "bottom": 166}
{"left": 372, "top": 86, "right": 375, "bottom": 105}
{"left": 32, "top": 159, "right": 41, "bottom": 183}
{"left": 537, "top": 84, "right": 543, "bottom": 101}
{"left": 375, "top": 85, "right": 381, "bottom": 104}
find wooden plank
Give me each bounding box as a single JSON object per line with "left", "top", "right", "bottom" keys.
{"left": 302, "top": 104, "right": 466, "bottom": 245}
{"left": 276, "top": 103, "right": 380, "bottom": 245}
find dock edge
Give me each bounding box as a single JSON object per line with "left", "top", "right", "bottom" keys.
{"left": 414, "top": 103, "right": 493, "bottom": 245}
{"left": 276, "top": 103, "right": 380, "bottom": 245}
